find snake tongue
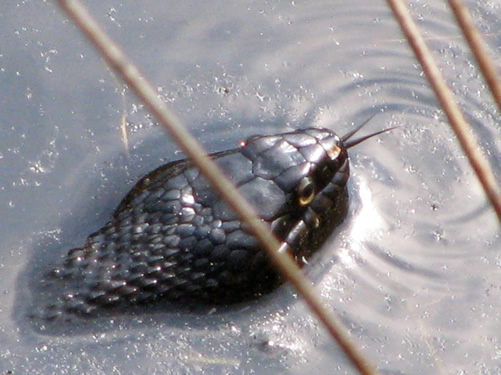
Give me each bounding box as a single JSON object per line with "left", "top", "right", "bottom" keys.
{"left": 344, "top": 126, "right": 397, "bottom": 148}
{"left": 342, "top": 114, "right": 397, "bottom": 149}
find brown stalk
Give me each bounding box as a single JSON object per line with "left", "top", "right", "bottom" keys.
{"left": 56, "top": 0, "right": 380, "bottom": 374}
{"left": 448, "top": 0, "right": 501, "bottom": 113}
{"left": 386, "top": 0, "right": 501, "bottom": 223}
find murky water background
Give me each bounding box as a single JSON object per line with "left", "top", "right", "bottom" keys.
{"left": 0, "top": 0, "right": 500, "bottom": 374}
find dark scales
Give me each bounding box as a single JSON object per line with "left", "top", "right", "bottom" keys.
{"left": 31, "top": 128, "right": 355, "bottom": 322}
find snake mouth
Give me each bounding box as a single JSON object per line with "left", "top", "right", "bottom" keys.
{"left": 276, "top": 218, "right": 310, "bottom": 265}
{"left": 276, "top": 187, "right": 348, "bottom": 267}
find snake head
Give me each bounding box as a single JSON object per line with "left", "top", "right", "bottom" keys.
{"left": 31, "top": 119, "right": 393, "bottom": 320}
{"left": 235, "top": 128, "right": 351, "bottom": 265}
{"left": 234, "top": 119, "right": 394, "bottom": 266}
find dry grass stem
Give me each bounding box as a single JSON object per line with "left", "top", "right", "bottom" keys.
{"left": 448, "top": 0, "right": 501, "bottom": 112}
{"left": 387, "top": 0, "right": 501, "bottom": 223}
{"left": 56, "top": 0, "right": 380, "bottom": 374}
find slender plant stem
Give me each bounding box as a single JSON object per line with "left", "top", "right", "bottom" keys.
{"left": 56, "top": 1, "right": 380, "bottom": 374}
{"left": 448, "top": 0, "right": 501, "bottom": 113}
{"left": 386, "top": 0, "right": 501, "bottom": 223}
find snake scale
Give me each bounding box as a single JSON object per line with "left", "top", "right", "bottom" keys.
{"left": 35, "top": 120, "right": 391, "bottom": 321}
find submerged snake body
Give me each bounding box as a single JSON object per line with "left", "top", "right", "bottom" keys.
{"left": 41, "top": 128, "right": 351, "bottom": 320}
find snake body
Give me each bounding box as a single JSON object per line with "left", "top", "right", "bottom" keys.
{"left": 39, "top": 127, "right": 357, "bottom": 321}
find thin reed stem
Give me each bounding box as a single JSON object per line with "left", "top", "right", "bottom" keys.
{"left": 386, "top": 0, "right": 501, "bottom": 223}
{"left": 448, "top": 0, "right": 501, "bottom": 113}
{"left": 56, "top": 1, "right": 380, "bottom": 374}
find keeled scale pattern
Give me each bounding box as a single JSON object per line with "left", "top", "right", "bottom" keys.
{"left": 38, "top": 128, "right": 349, "bottom": 321}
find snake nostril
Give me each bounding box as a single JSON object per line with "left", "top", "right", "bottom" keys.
{"left": 327, "top": 145, "right": 341, "bottom": 159}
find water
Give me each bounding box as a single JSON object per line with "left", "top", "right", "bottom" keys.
{"left": 0, "top": 0, "right": 500, "bottom": 374}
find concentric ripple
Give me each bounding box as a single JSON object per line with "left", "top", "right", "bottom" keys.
{"left": 0, "top": 1, "right": 499, "bottom": 374}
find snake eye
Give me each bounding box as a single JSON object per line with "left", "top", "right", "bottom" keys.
{"left": 297, "top": 177, "right": 316, "bottom": 206}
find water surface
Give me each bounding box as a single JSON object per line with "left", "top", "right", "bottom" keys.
{"left": 0, "top": 1, "right": 500, "bottom": 374}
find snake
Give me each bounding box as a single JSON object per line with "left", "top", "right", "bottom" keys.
{"left": 36, "top": 120, "right": 391, "bottom": 321}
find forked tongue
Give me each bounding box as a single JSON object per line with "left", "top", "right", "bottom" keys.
{"left": 342, "top": 114, "right": 397, "bottom": 149}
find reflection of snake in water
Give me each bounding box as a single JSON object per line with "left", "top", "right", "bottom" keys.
{"left": 38, "top": 120, "right": 392, "bottom": 321}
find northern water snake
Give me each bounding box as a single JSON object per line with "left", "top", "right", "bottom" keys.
{"left": 36, "top": 121, "right": 391, "bottom": 321}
